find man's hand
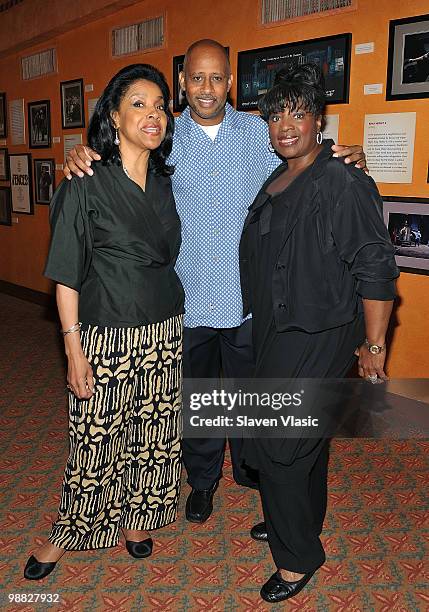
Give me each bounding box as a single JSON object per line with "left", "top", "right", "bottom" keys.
{"left": 331, "top": 144, "right": 368, "bottom": 173}
{"left": 63, "top": 145, "right": 100, "bottom": 180}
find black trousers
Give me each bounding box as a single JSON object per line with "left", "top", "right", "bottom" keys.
{"left": 182, "top": 320, "right": 258, "bottom": 490}
{"left": 260, "top": 441, "right": 329, "bottom": 574}
{"left": 245, "top": 316, "right": 365, "bottom": 574}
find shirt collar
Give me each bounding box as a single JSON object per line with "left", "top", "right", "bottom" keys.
{"left": 178, "top": 102, "right": 244, "bottom": 137}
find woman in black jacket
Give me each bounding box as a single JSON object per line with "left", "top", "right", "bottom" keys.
{"left": 239, "top": 64, "right": 399, "bottom": 602}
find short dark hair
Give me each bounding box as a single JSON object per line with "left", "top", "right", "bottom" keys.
{"left": 258, "top": 63, "right": 326, "bottom": 121}
{"left": 88, "top": 63, "right": 174, "bottom": 176}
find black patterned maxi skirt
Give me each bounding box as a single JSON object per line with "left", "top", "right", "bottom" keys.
{"left": 49, "top": 315, "right": 183, "bottom": 550}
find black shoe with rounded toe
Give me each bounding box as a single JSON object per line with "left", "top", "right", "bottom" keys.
{"left": 125, "top": 537, "right": 153, "bottom": 559}
{"left": 185, "top": 482, "right": 218, "bottom": 523}
{"left": 250, "top": 521, "right": 268, "bottom": 542}
{"left": 260, "top": 570, "right": 316, "bottom": 603}
{"left": 24, "top": 555, "right": 57, "bottom": 581}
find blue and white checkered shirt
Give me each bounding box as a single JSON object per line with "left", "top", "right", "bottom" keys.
{"left": 169, "top": 103, "right": 281, "bottom": 328}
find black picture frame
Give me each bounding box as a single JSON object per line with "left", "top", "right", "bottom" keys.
{"left": 34, "top": 158, "right": 55, "bottom": 204}
{"left": 0, "top": 186, "right": 12, "bottom": 226}
{"left": 172, "top": 54, "right": 187, "bottom": 113}
{"left": 0, "top": 92, "right": 6, "bottom": 138}
{"left": 60, "top": 78, "right": 85, "bottom": 129}
{"left": 0, "top": 147, "right": 9, "bottom": 181}
{"left": 172, "top": 47, "right": 230, "bottom": 114}
{"left": 9, "top": 153, "right": 33, "bottom": 215}
{"left": 28, "top": 100, "right": 51, "bottom": 149}
{"left": 383, "top": 196, "right": 429, "bottom": 274}
{"left": 237, "top": 34, "right": 352, "bottom": 111}
{"left": 386, "top": 14, "right": 429, "bottom": 101}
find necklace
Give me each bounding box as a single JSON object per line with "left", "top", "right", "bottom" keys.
{"left": 122, "top": 164, "right": 131, "bottom": 179}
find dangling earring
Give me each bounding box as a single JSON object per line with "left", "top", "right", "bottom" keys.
{"left": 114, "top": 128, "right": 120, "bottom": 145}
{"left": 268, "top": 140, "right": 275, "bottom": 153}
{"left": 316, "top": 131, "right": 323, "bottom": 145}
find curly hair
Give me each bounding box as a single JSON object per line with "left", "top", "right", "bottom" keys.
{"left": 87, "top": 63, "right": 174, "bottom": 176}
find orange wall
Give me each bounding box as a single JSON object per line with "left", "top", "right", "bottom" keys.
{"left": 0, "top": 0, "right": 428, "bottom": 376}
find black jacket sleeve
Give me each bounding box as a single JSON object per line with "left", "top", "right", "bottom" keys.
{"left": 332, "top": 177, "right": 399, "bottom": 300}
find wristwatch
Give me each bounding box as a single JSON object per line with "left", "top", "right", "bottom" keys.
{"left": 364, "top": 339, "right": 386, "bottom": 354}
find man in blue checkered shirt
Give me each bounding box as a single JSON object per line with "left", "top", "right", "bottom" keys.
{"left": 63, "top": 39, "right": 366, "bottom": 527}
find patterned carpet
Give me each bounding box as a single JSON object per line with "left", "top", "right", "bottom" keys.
{"left": 0, "top": 293, "right": 428, "bottom": 611}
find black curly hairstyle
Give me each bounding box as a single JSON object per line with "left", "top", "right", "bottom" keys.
{"left": 258, "top": 63, "right": 326, "bottom": 121}
{"left": 87, "top": 63, "right": 174, "bottom": 176}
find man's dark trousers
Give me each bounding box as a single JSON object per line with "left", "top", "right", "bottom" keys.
{"left": 182, "top": 320, "right": 258, "bottom": 490}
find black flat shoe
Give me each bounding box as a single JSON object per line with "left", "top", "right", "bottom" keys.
{"left": 185, "top": 482, "right": 218, "bottom": 523}
{"left": 125, "top": 537, "right": 153, "bottom": 559}
{"left": 250, "top": 521, "right": 268, "bottom": 542}
{"left": 260, "top": 569, "right": 316, "bottom": 603}
{"left": 24, "top": 555, "right": 57, "bottom": 581}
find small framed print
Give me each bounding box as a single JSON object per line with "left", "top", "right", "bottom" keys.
{"left": 28, "top": 100, "right": 51, "bottom": 148}
{"left": 383, "top": 197, "right": 429, "bottom": 274}
{"left": 0, "top": 147, "right": 9, "bottom": 181}
{"left": 0, "top": 186, "right": 12, "bottom": 226}
{"left": 9, "top": 153, "right": 33, "bottom": 215}
{"left": 0, "top": 92, "right": 6, "bottom": 138}
{"left": 172, "top": 54, "right": 187, "bottom": 113}
{"left": 34, "top": 158, "right": 55, "bottom": 204}
{"left": 386, "top": 13, "right": 429, "bottom": 101}
{"left": 60, "top": 78, "right": 85, "bottom": 129}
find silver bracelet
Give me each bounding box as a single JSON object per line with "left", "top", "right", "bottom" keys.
{"left": 61, "top": 322, "right": 81, "bottom": 336}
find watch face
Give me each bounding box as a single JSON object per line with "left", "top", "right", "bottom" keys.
{"left": 369, "top": 345, "right": 381, "bottom": 354}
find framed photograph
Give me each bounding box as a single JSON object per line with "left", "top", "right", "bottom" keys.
{"left": 0, "top": 187, "right": 11, "bottom": 225}
{"left": 0, "top": 147, "right": 9, "bottom": 181}
{"left": 383, "top": 197, "right": 429, "bottom": 273}
{"left": 172, "top": 54, "right": 187, "bottom": 113}
{"left": 60, "top": 78, "right": 85, "bottom": 129}
{"left": 237, "top": 34, "right": 352, "bottom": 111}
{"left": 34, "top": 158, "right": 55, "bottom": 204}
{"left": 9, "top": 153, "right": 33, "bottom": 215}
{"left": 172, "top": 47, "right": 230, "bottom": 113}
{"left": 386, "top": 14, "right": 429, "bottom": 101}
{"left": 28, "top": 100, "right": 51, "bottom": 148}
{"left": 0, "top": 92, "right": 6, "bottom": 138}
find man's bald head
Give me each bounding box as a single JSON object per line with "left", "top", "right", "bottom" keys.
{"left": 183, "top": 39, "right": 231, "bottom": 76}
{"left": 179, "top": 39, "right": 233, "bottom": 125}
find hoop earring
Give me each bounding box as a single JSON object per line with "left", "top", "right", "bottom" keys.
{"left": 316, "top": 132, "right": 323, "bottom": 145}
{"left": 114, "top": 128, "right": 120, "bottom": 145}
{"left": 268, "top": 141, "right": 275, "bottom": 153}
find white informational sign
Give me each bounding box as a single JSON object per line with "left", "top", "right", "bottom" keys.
{"left": 64, "top": 133, "right": 82, "bottom": 161}
{"left": 364, "top": 84, "right": 383, "bottom": 95}
{"left": 355, "top": 42, "right": 375, "bottom": 55}
{"left": 88, "top": 98, "right": 99, "bottom": 122}
{"left": 322, "top": 114, "right": 339, "bottom": 143}
{"left": 9, "top": 99, "right": 25, "bottom": 145}
{"left": 364, "top": 113, "right": 416, "bottom": 183}
{"left": 10, "top": 154, "right": 32, "bottom": 213}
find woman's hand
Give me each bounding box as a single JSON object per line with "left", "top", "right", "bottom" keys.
{"left": 66, "top": 350, "right": 95, "bottom": 399}
{"left": 355, "top": 344, "right": 388, "bottom": 382}
{"left": 63, "top": 145, "right": 100, "bottom": 180}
